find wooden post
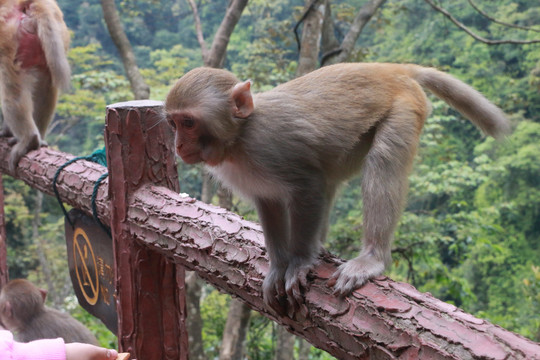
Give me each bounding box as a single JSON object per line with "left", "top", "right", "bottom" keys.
{"left": 0, "top": 175, "right": 8, "bottom": 287}
{"left": 105, "top": 100, "right": 188, "bottom": 359}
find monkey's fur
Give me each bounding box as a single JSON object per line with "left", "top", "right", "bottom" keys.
{"left": 0, "top": 0, "right": 70, "bottom": 172}
{"left": 165, "top": 63, "right": 510, "bottom": 314}
{"left": 0, "top": 279, "right": 98, "bottom": 344}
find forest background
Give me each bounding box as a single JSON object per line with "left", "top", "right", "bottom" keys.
{"left": 2, "top": 0, "right": 540, "bottom": 359}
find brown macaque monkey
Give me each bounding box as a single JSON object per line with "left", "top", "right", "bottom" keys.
{"left": 164, "top": 63, "right": 510, "bottom": 314}
{"left": 0, "top": 279, "right": 99, "bottom": 344}
{"left": 0, "top": 0, "right": 70, "bottom": 172}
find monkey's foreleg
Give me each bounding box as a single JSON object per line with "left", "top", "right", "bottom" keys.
{"left": 256, "top": 198, "right": 291, "bottom": 314}
{"left": 282, "top": 178, "right": 328, "bottom": 315}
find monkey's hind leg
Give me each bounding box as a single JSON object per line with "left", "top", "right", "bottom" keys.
{"left": 32, "top": 70, "right": 59, "bottom": 145}
{"left": 0, "top": 81, "right": 13, "bottom": 139}
{"left": 1, "top": 71, "right": 41, "bottom": 172}
{"left": 330, "top": 105, "right": 423, "bottom": 296}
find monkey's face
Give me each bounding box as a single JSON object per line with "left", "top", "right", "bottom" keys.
{"left": 167, "top": 111, "right": 225, "bottom": 166}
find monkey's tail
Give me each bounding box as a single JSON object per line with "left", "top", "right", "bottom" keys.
{"left": 35, "top": 4, "right": 71, "bottom": 91}
{"left": 410, "top": 65, "right": 511, "bottom": 139}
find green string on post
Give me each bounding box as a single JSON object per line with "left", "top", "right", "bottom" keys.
{"left": 52, "top": 147, "right": 110, "bottom": 236}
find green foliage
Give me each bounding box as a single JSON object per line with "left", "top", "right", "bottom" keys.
{"left": 140, "top": 44, "right": 193, "bottom": 100}
{"left": 522, "top": 264, "right": 540, "bottom": 340}
{"left": 200, "top": 289, "right": 229, "bottom": 357}
{"left": 66, "top": 298, "right": 118, "bottom": 348}
{"left": 229, "top": 0, "right": 300, "bottom": 89}
{"left": 245, "top": 313, "right": 274, "bottom": 360}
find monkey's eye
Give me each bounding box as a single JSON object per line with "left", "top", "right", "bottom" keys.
{"left": 183, "top": 117, "right": 195, "bottom": 129}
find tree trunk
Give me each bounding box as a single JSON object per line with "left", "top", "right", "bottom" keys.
{"left": 296, "top": 0, "right": 326, "bottom": 76}
{"left": 188, "top": 0, "right": 249, "bottom": 68}
{"left": 325, "top": 0, "right": 387, "bottom": 65}
{"left": 219, "top": 299, "right": 252, "bottom": 360}
{"left": 100, "top": 0, "right": 150, "bottom": 99}
{"left": 273, "top": 326, "right": 295, "bottom": 360}
{"left": 32, "top": 191, "right": 62, "bottom": 307}
{"left": 186, "top": 0, "right": 209, "bottom": 61}
{"left": 297, "top": 338, "right": 311, "bottom": 360}
{"left": 320, "top": 0, "right": 341, "bottom": 65}
{"left": 186, "top": 272, "right": 207, "bottom": 360}
{"left": 205, "top": 0, "right": 249, "bottom": 67}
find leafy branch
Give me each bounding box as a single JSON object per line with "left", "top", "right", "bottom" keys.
{"left": 424, "top": 0, "right": 540, "bottom": 45}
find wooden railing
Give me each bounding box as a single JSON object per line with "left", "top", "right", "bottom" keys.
{"left": 0, "top": 101, "right": 538, "bottom": 360}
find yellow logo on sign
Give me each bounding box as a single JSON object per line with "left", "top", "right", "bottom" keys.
{"left": 73, "top": 227, "right": 99, "bottom": 305}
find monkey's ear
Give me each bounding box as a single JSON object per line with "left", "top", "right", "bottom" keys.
{"left": 39, "top": 288, "right": 47, "bottom": 302}
{"left": 231, "top": 80, "right": 254, "bottom": 119}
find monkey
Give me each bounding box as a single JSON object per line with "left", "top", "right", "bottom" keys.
{"left": 0, "top": 0, "right": 70, "bottom": 172}
{"left": 164, "top": 63, "right": 510, "bottom": 314}
{"left": 0, "top": 279, "right": 99, "bottom": 344}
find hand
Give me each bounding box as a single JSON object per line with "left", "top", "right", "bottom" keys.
{"left": 65, "top": 343, "right": 119, "bottom": 360}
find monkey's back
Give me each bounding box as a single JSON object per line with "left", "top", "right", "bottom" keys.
{"left": 255, "top": 63, "right": 429, "bottom": 143}
{"left": 16, "top": 306, "right": 99, "bottom": 345}
{"left": 248, "top": 63, "right": 430, "bottom": 182}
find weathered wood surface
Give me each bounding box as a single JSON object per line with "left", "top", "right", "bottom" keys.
{"left": 1, "top": 116, "right": 539, "bottom": 359}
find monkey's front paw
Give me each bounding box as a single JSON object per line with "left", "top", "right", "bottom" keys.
{"left": 283, "top": 262, "right": 312, "bottom": 316}
{"left": 263, "top": 262, "right": 313, "bottom": 317}
{"left": 262, "top": 268, "right": 287, "bottom": 315}
{"left": 329, "top": 255, "right": 386, "bottom": 296}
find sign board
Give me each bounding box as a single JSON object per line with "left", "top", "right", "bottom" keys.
{"left": 65, "top": 209, "right": 118, "bottom": 334}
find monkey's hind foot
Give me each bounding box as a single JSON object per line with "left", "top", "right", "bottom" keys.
{"left": 329, "top": 254, "right": 386, "bottom": 296}
{"left": 9, "top": 134, "right": 41, "bottom": 173}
